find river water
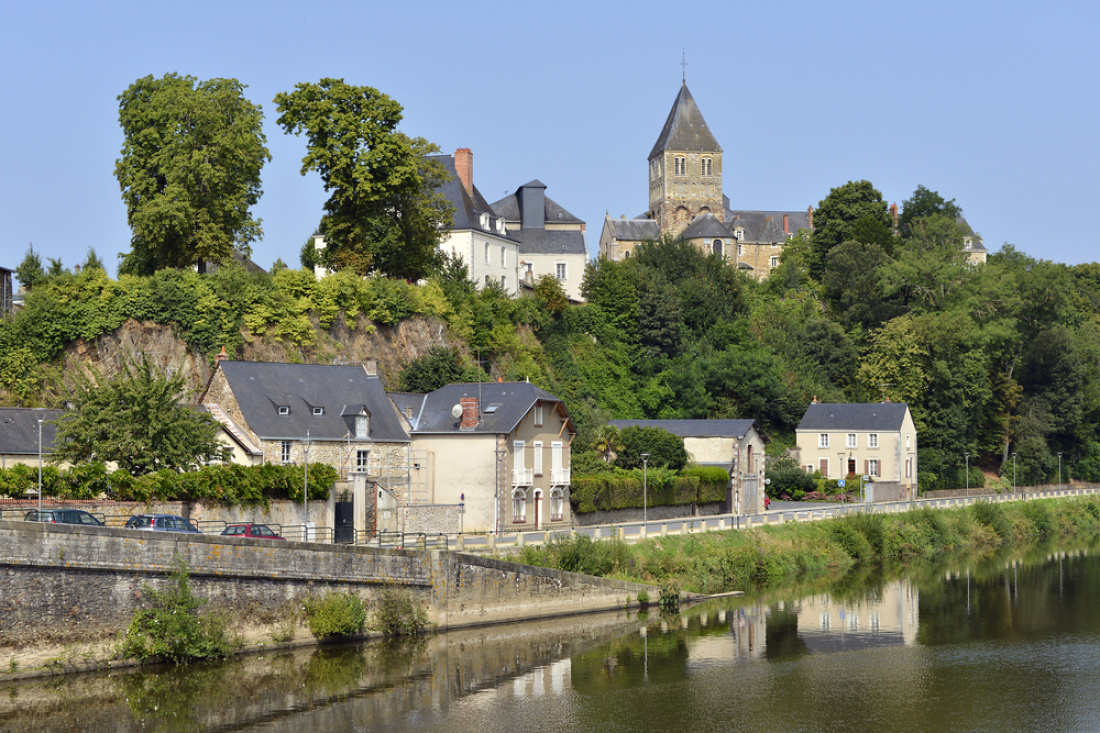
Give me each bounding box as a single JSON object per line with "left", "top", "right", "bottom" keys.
{"left": 5, "top": 541, "right": 1100, "bottom": 733}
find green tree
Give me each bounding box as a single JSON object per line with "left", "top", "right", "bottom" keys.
{"left": 115, "top": 73, "right": 270, "bottom": 276}
{"left": 53, "top": 356, "right": 230, "bottom": 476}
{"left": 15, "top": 244, "right": 45, "bottom": 291}
{"left": 810, "top": 180, "right": 891, "bottom": 279}
{"left": 615, "top": 425, "right": 688, "bottom": 470}
{"left": 274, "top": 78, "right": 453, "bottom": 279}
{"left": 898, "top": 185, "right": 962, "bottom": 238}
{"left": 398, "top": 346, "right": 481, "bottom": 393}
{"left": 823, "top": 241, "right": 903, "bottom": 331}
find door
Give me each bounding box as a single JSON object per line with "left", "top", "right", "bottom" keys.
{"left": 334, "top": 501, "right": 354, "bottom": 543}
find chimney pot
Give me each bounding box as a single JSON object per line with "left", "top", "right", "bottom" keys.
{"left": 216, "top": 346, "right": 228, "bottom": 363}
{"left": 783, "top": 214, "right": 789, "bottom": 234}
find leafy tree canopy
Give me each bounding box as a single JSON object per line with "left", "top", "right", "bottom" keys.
{"left": 274, "top": 78, "right": 453, "bottom": 280}
{"left": 52, "top": 357, "right": 230, "bottom": 475}
{"left": 115, "top": 73, "right": 270, "bottom": 276}
{"left": 899, "top": 185, "right": 962, "bottom": 238}
{"left": 398, "top": 346, "right": 481, "bottom": 393}
{"left": 614, "top": 425, "right": 688, "bottom": 471}
{"left": 15, "top": 244, "right": 45, "bottom": 291}
{"left": 810, "top": 180, "right": 891, "bottom": 279}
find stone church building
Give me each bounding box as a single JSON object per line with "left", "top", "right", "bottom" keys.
{"left": 599, "top": 81, "right": 811, "bottom": 279}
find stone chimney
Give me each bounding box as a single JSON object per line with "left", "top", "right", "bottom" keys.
{"left": 363, "top": 358, "right": 378, "bottom": 377}
{"left": 517, "top": 180, "right": 547, "bottom": 230}
{"left": 807, "top": 205, "right": 814, "bottom": 229}
{"left": 460, "top": 397, "right": 479, "bottom": 429}
{"left": 783, "top": 213, "right": 789, "bottom": 234}
{"left": 889, "top": 202, "right": 899, "bottom": 227}
{"left": 454, "top": 148, "right": 473, "bottom": 197}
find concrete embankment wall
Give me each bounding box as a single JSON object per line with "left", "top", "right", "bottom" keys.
{"left": 0, "top": 519, "right": 650, "bottom": 650}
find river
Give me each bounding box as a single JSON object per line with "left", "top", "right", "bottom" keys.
{"left": 4, "top": 541, "right": 1100, "bottom": 732}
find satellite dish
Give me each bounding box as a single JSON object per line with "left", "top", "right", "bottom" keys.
{"left": 451, "top": 404, "right": 463, "bottom": 419}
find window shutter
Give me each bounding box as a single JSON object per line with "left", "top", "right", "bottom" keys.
{"left": 864, "top": 460, "right": 869, "bottom": 475}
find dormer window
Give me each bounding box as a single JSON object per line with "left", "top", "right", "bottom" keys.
{"left": 312, "top": 407, "right": 324, "bottom": 417}
{"left": 355, "top": 408, "right": 371, "bottom": 439}
{"left": 278, "top": 406, "right": 290, "bottom": 416}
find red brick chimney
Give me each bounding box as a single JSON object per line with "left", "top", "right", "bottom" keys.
{"left": 783, "top": 213, "right": 789, "bottom": 234}
{"left": 459, "top": 397, "right": 479, "bottom": 428}
{"left": 889, "top": 202, "right": 899, "bottom": 227}
{"left": 216, "top": 346, "right": 228, "bottom": 363}
{"left": 454, "top": 148, "right": 473, "bottom": 197}
{"left": 807, "top": 205, "right": 814, "bottom": 229}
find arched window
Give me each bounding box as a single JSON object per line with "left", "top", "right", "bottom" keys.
{"left": 675, "top": 156, "right": 686, "bottom": 176}
{"left": 712, "top": 239, "right": 723, "bottom": 255}
{"left": 701, "top": 157, "right": 712, "bottom": 176}
{"left": 550, "top": 488, "right": 564, "bottom": 521}
{"left": 512, "top": 488, "right": 527, "bottom": 522}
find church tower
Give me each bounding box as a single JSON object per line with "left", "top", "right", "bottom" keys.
{"left": 648, "top": 82, "right": 724, "bottom": 236}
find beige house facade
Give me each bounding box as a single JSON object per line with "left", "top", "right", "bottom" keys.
{"left": 0, "top": 408, "right": 62, "bottom": 469}
{"left": 796, "top": 401, "right": 918, "bottom": 498}
{"left": 396, "top": 382, "right": 576, "bottom": 534}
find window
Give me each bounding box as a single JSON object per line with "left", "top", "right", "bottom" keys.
{"left": 712, "top": 239, "right": 723, "bottom": 255}
{"left": 356, "top": 450, "right": 369, "bottom": 471}
{"left": 556, "top": 262, "right": 567, "bottom": 280}
{"left": 312, "top": 407, "right": 324, "bottom": 416}
{"left": 868, "top": 459, "right": 880, "bottom": 477}
{"left": 701, "top": 157, "right": 712, "bottom": 176}
{"left": 734, "top": 229, "right": 744, "bottom": 241}
{"left": 905, "top": 458, "right": 913, "bottom": 478}
{"left": 534, "top": 402, "right": 544, "bottom": 426}
{"left": 512, "top": 488, "right": 526, "bottom": 522}
{"left": 484, "top": 275, "right": 490, "bottom": 287}
{"left": 278, "top": 406, "right": 290, "bottom": 416}
{"left": 484, "top": 243, "right": 490, "bottom": 264}
{"left": 737, "top": 243, "right": 743, "bottom": 256}
{"left": 846, "top": 433, "right": 857, "bottom": 449}
{"left": 770, "top": 256, "right": 778, "bottom": 268}
{"left": 868, "top": 433, "right": 879, "bottom": 448}
{"left": 355, "top": 413, "right": 370, "bottom": 439}
{"left": 819, "top": 458, "right": 829, "bottom": 474}
{"left": 550, "top": 488, "right": 564, "bottom": 521}
{"left": 819, "top": 433, "right": 830, "bottom": 448}
{"left": 533, "top": 441, "right": 543, "bottom": 476}
{"left": 674, "top": 156, "right": 686, "bottom": 176}
{"left": 501, "top": 275, "right": 507, "bottom": 289}
{"left": 280, "top": 441, "right": 292, "bottom": 464}
{"left": 501, "top": 246, "right": 506, "bottom": 266}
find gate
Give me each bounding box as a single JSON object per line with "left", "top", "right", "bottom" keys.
{"left": 334, "top": 501, "right": 355, "bottom": 544}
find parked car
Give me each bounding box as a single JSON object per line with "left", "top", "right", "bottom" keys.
{"left": 124, "top": 514, "right": 201, "bottom": 534}
{"left": 221, "top": 523, "right": 286, "bottom": 541}
{"left": 24, "top": 509, "right": 105, "bottom": 526}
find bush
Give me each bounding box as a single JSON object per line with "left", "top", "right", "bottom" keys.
{"left": 303, "top": 591, "right": 367, "bottom": 639}
{"left": 118, "top": 556, "right": 235, "bottom": 663}
{"left": 371, "top": 586, "right": 429, "bottom": 636}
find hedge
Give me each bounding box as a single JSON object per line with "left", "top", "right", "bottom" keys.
{"left": 570, "top": 466, "right": 728, "bottom": 514}
{"left": 0, "top": 462, "right": 337, "bottom": 506}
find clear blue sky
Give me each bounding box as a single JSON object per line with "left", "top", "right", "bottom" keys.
{"left": 4, "top": 0, "right": 1098, "bottom": 285}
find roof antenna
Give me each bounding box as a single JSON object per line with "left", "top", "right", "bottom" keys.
{"left": 878, "top": 382, "right": 894, "bottom": 402}
{"left": 680, "top": 51, "right": 688, "bottom": 82}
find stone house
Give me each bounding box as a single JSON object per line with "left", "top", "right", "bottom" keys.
{"left": 597, "top": 215, "right": 661, "bottom": 262}
{"left": 0, "top": 408, "right": 62, "bottom": 469}
{"left": 199, "top": 360, "right": 414, "bottom": 502}
{"left": 608, "top": 418, "right": 767, "bottom": 514}
{"left": 795, "top": 400, "right": 918, "bottom": 500}
{"left": 394, "top": 382, "right": 576, "bottom": 534}
{"left": 490, "top": 180, "right": 588, "bottom": 302}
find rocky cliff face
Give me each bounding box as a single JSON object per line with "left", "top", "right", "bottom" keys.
{"left": 61, "top": 315, "right": 454, "bottom": 395}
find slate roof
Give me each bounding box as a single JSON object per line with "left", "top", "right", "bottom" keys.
{"left": 681, "top": 213, "right": 733, "bottom": 240}
{"left": 209, "top": 362, "right": 410, "bottom": 443}
{"left": 797, "top": 403, "right": 910, "bottom": 432}
{"left": 0, "top": 408, "right": 63, "bottom": 455}
{"left": 957, "top": 217, "right": 987, "bottom": 252}
{"left": 607, "top": 217, "right": 661, "bottom": 242}
{"left": 609, "top": 419, "right": 759, "bottom": 440}
{"left": 650, "top": 82, "right": 722, "bottom": 158}
{"left": 492, "top": 186, "right": 583, "bottom": 226}
{"left": 727, "top": 210, "right": 811, "bottom": 243}
{"left": 509, "top": 228, "right": 588, "bottom": 255}
{"left": 409, "top": 382, "right": 573, "bottom": 435}
{"left": 430, "top": 154, "right": 514, "bottom": 238}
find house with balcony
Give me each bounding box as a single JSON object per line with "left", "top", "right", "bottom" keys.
{"left": 795, "top": 399, "right": 918, "bottom": 501}
{"left": 397, "top": 381, "right": 576, "bottom": 533}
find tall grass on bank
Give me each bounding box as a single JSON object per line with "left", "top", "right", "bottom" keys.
{"left": 519, "top": 496, "right": 1100, "bottom": 595}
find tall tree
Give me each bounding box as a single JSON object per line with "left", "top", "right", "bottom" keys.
{"left": 115, "top": 73, "right": 270, "bottom": 276}
{"left": 53, "top": 357, "right": 229, "bottom": 476}
{"left": 15, "top": 244, "right": 45, "bottom": 291}
{"left": 898, "top": 185, "right": 962, "bottom": 238}
{"left": 809, "top": 180, "right": 891, "bottom": 279}
{"left": 274, "top": 79, "right": 453, "bottom": 279}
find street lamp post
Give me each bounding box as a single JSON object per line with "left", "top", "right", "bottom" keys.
{"left": 640, "top": 453, "right": 651, "bottom": 529}
{"left": 302, "top": 430, "right": 311, "bottom": 541}
{"left": 1012, "top": 453, "right": 1017, "bottom": 495}
{"left": 964, "top": 453, "right": 970, "bottom": 499}
{"left": 37, "top": 418, "right": 44, "bottom": 513}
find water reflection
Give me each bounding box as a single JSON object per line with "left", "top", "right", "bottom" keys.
{"left": 7, "top": 541, "right": 1100, "bottom": 732}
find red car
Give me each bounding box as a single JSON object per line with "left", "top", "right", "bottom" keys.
{"left": 221, "top": 523, "right": 286, "bottom": 541}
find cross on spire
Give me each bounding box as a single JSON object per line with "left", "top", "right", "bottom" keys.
{"left": 680, "top": 51, "right": 688, "bottom": 82}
